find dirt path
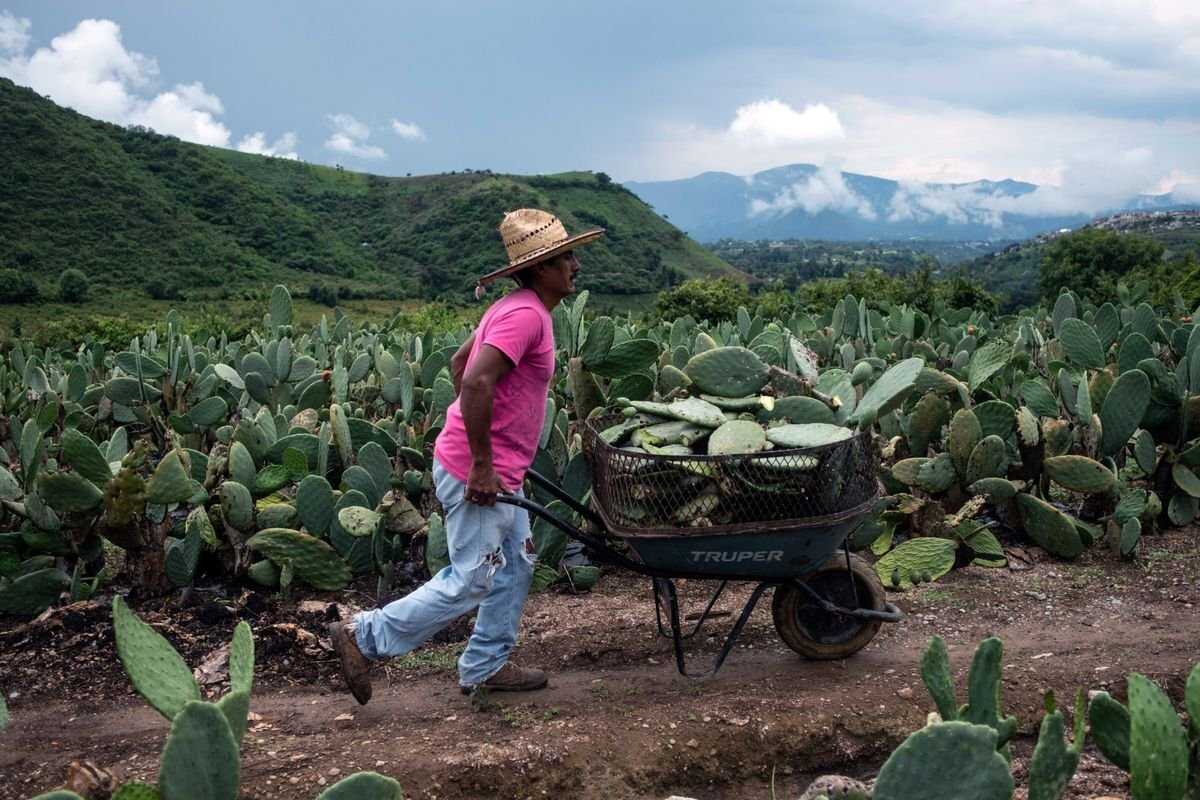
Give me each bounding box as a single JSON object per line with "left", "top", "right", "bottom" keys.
{"left": 2, "top": 530, "right": 1199, "bottom": 800}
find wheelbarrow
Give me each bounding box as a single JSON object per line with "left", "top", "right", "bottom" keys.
{"left": 495, "top": 414, "right": 902, "bottom": 678}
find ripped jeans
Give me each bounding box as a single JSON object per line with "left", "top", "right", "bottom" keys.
{"left": 352, "top": 458, "right": 537, "bottom": 688}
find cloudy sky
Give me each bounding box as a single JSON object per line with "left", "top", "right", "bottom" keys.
{"left": 3, "top": 0, "right": 1199, "bottom": 217}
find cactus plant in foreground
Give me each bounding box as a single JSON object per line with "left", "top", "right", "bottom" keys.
{"left": 29, "top": 599, "right": 406, "bottom": 800}
{"left": 800, "top": 635, "right": 1200, "bottom": 800}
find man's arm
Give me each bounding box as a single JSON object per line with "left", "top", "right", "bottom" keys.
{"left": 459, "top": 343, "right": 514, "bottom": 505}
{"left": 450, "top": 332, "right": 476, "bottom": 396}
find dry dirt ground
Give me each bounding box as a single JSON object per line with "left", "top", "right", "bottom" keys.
{"left": 1, "top": 528, "right": 1199, "bottom": 800}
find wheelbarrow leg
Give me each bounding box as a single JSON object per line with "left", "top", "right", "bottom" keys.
{"left": 840, "top": 546, "right": 862, "bottom": 608}
{"left": 652, "top": 579, "right": 731, "bottom": 640}
{"left": 653, "top": 578, "right": 774, "bottom": 679}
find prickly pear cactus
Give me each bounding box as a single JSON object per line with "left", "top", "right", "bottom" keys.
{"left": 948, "top": 409, "right": 983, "bottom": 478}
{"left": 102, "top": 466, "right": 147, "bottom": 527}
{"left": 1128, "top": 672, "right": 1189, "bottom": 799}
{"left": 873, "top": 721, "right": 1014, "bottom": 800}
{"left": 338, "top": 506, "right": 383, "bottom": 538}
{"left": 919, "top": 635, "right": 959, "bottom": 721}
{"left": 683, "top": 346, "right": 769, "bottom": 397}
{"left": 157, "top": 700, "right": 240, "bottom": 800}
{"left": 112, "top": 596, "right": 201, "bottom": 720}
{"left": 0, "top": 567, "right": 71, "bottom": 617}
{"left": 765, "top": 423, "right": 855, "bottom": 449}
{"left": 219, "top": 481, "right": 254, "bottom": 531}
{"left": 874, "top": 538, "right": 956, "bottom": 589}
{"left": 962, "top": 637, "right": 1019, "bottom": 754}
{"left": 656, "top": 396, "right": 727, "bottom": 428}
{"left": 296, "top": 474, "right": 335, "bottom": 538}
{"left": 145, "top": 450, "right": 195, "bottom": 505}
{"left": 1042, "top": 455, "right": 1115, "bottom": 494}
{"left": 706, "top": 420, "right": 767, "bottom": 455}
{"left": 37, "top": 471, "right": 103, "bottom": 512}
{"left": 965, "top": 435, "right": 1007, "bottom": 485}
{"left": 797, "top": 775, "right": 871, "bottom": 800}
{"left": 316, "top": 771, "right": 404, "bottom": 800}
{"left": 849, "top": 357, "right": 924, "bottom": 429}
{"left": 1015, "top": 494, "right": 1084, "bottom": 558}
{"left": 1026, "top": 692, "right": 1083, "bottom": 800}
{"left": 1088, "top": 691, "right": 1131, "bottom": 770}
{"left": 245, "top": 528, "right": 352, "bottom": 590}
{"left": 425, "top": 512, "right": 449, "bottom": 576}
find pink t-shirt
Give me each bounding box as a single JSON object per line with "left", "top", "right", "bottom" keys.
{"left": 433, "top": 288, "right": 555, "bottom": 490}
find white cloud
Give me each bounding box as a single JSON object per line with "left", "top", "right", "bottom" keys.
{"left": 237, "top": 131, "right": 300, "bottom": 159}
{"left": 882, "top": 152, "right": 1198, "bottom": 227}
{"left": 727, "top": 99, "right": 844, "bottom": 147}
{"left": 0, "top": 11, "right": 31, "bottom": 55}
{"left": 0, "top": 17, "right": 232, "bottom": 145}
{"left": 0, "top": 17, "right": 159, "bottom": 123}
{"left": 391, "top": 119, "right": 425, "bottom": 140}
{"left": 132, "top": 81, "right": 229, "bottom": 146}
{"left": 1173, "top": 180, "right": 1200, "bottom": 202}
{"left": 0, "top": 16, "right": 298, "bottom": 154}
{"left": 887, "top": 182, "right": 1005, "bottom": 227}
{"left": 907, "top": 0, "right": 1200, "bottom": 69}
{"left": 325, "top": 113, "right": 386, "bottom": 159}
{"left": 618, "top": 87, "right": 1200, "bottom": 223}
{"left": 750, "top": 161, "right": 876, "bottom": 220}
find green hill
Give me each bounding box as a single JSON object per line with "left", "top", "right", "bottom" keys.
{"left": 961, "top": 210, "right": 1200, "bottom": 310}
{"left": 0, "top": 77, "right": 738, "bottom": 310}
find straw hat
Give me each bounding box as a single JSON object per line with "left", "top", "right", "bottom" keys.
{"left": 476, "top": 209, "right": 603, "bottom": 287}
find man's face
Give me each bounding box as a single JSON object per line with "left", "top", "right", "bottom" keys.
{"left": 542, "top": 251, "right": 580, "bottom": 296}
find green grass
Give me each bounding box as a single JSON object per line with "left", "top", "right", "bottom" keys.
{"left": 916, "top": 588, "right": 958, "bottom": 604}
{"left": 1070, "top": 565, "right": 1106, "bottom": 587}
{"left": 498, "top": 703, "right": 559, "bottom": 728}
{"left": 1141, "top": 548, "right": 1200, "bottom": 573}
{"left": 394, "top": 644, "right": 464, "bottom": 671}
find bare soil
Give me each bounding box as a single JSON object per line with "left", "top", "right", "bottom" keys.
{"left": 1, "top": 529, "right": 1199, "bottom": 800}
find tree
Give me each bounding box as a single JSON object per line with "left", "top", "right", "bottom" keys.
{"left": 936, "top": 268, "right": 1000, "bottom": 316}
{"left": 654, "top": 276, "right": 751, "bottom": 323}
{"left": 58, "top": 269, "right": 90, "bottom": 303}
{"left": 1038, "top": 229, "right": 1164, "bottom": 305}
{"left": 145, "top": 279, "right": 182, "bottom": 300}
{"left": 0, "top": 269, "right": 40, "bottom": 304}
{"left": 306, "top": 284, "right": 337, "bottom": 307}
{"left": 1170, "top": 250, "right": 1200, "bottom": 311}
{"left": 796, "top": 269, "right": 915, "bottom": 314}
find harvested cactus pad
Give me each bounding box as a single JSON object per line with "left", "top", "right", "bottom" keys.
{"left": 584, "top": 412, "right": 877, "bottom": 535}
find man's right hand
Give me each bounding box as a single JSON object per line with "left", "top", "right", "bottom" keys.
{"left": 465, "top": 463, "right": 509, "bottom": 506}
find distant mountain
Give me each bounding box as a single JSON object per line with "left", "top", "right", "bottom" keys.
{"left": 625, "top": 164, "right": 1197, "bottom": 243}
{"left": 0, "top": 77, "right": 737, "bottom": 306}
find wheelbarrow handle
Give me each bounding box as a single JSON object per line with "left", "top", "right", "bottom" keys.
{"left": 524, "top": 468, "right": 605, "bottom": 529}
{"left": 493, "top": 494, "right": 646, "bottom": 573}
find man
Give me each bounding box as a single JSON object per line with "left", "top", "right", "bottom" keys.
{"left": 329, "top": 208, "right": 603, "bottom": 704}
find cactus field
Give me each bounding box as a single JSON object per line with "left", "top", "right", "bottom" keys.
{"left": 0, "top": 282, "right": 1199, "bottom": 798}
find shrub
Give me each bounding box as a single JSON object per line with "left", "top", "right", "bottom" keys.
{"left": 937, "top": 268, "right": 1001, "bottom": 315}
{"left": 1037, "top": 228, "right": 1164, "bottom": 306}
{"left": 793, "top": 265, "right": 1001, "bottom": 316}
{"left": 306, "top": 284, "right": 338, "bottom": 307}
{"left": 146, "top": 279, "right": 183, "bottom": 300}
{"left": 58, "top": 268, "right": 90, "bottom": 303}
{"left": 0, "top": 268, "right": 40, "bottom": 304}
{"left": 654, "top": 276, "right": 752, "bottom": 323}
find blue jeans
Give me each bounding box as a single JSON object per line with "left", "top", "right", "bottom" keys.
{"left": 352, "top": 458, "right": 537, "bottom": 687}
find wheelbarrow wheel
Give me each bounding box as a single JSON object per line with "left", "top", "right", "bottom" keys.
{"left": 772, "top": 552, "right": 885, "bottom": 660}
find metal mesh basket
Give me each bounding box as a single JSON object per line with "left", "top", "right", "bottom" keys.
{"left": 583, "top": 413, "right": 878, "bottom": 537}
